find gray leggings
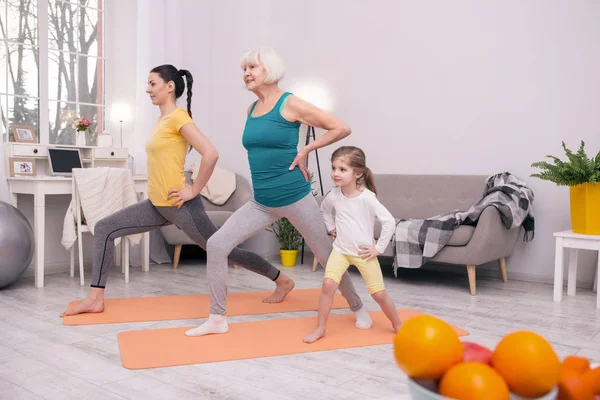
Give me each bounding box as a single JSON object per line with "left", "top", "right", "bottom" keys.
{"left": 91, "top": 197, "right": 281, "bottom": 288}
{"left": 207, "top": 192, "right": 364, "bottom": 315}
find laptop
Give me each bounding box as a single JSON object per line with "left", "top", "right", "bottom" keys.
{"left": 47, "top": 147, "right": 83, "bottom": 176}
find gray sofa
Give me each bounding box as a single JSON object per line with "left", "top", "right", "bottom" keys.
{"left": 314, "top": 174, "right": 523, "bottom": 296}
{"left": 159, "top": 171, "right": 273, "bottom": 268}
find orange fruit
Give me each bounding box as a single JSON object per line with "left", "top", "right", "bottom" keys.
{"left": 491, "top": 331, "right": 560, "bottom": 398}
{"left": 561, "top": 355, "right": 590, "bottom": 374}
{"left": 583, "top": 366, "right": 600, "bottom": 395}
{"left": 439, "top": 362, "right": 510, "bottom": 400}
{"left": 393, "top": 315, "right": 463, "bottom": 380}
{"left": 558, "top": 367, "right": 594, "bottom": 400}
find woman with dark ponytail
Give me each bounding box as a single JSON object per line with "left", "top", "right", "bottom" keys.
{"left": 60, "top": 64, "right": 286, "bottom": 319}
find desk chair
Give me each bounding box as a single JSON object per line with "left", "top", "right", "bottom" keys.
{"left": 70, "top": 176, "right": 131, "bottom": 285}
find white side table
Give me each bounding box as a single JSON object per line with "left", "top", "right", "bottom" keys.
{"left": 553, "top": 230, "right": 600, "bottom": 308}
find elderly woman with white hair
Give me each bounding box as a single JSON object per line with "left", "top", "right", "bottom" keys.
{"left": 185, "top": 47, "right": 371, "bottom": 337}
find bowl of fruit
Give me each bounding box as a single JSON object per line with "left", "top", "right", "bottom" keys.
{"left": 393, "top": 315, "right": 600, "bottom": 400}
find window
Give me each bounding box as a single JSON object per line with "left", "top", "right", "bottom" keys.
{"left": 0, "top": 0, "right": 104, "bottom": 145}
{"left": 0, "top": 0, "right": 39, "bottom": 143}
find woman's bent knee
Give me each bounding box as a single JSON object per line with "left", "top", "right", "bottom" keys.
{"left": 94, "top": 217, "right": 112, "bottom": 239}
{"left": 207, "top": 233, "right": 233, "bottom": 256}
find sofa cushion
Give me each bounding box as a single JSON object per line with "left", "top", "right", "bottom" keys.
{"left": 160, "top": 210, "right": 234, "bottom": 245}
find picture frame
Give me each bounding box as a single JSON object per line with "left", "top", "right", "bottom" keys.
{"left": 12, "top": 125, "right": 37, "bottom": 143}
{"left": 9, "top": 157, "right": 37, "bottom": 177}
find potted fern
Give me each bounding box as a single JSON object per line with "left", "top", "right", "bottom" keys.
{"left": 530, "top": 140, "right": 600, "bottom": 234}
{"left": 266, "top": 217, "right": 303, "bottom": 266}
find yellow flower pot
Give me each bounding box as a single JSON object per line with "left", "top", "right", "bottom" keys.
{"left": 280, "top": 250, "right": 299, "bottom": 267}
{"left": 570, "top": 182, "right": 600, "bottom": 234}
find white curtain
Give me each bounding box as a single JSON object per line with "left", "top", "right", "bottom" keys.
{"left": 129, "top": 0, "right": 184, "bottom": 266}
{"left": 0, "top": 133, "right": 9, "bottom": 203}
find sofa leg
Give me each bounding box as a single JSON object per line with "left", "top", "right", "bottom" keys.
{"left": 312, "top": 257, "right": 319, "bottom": 272}
{"left": 498, "top": 257, "right": 508, "bottom": 283}
{"left": 173, "top": 245, "right": 182, "bottom": 269}
{"left": 466, "top": 264, "right": 476, "bottom": 296}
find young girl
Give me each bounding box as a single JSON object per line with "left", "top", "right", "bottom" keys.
{"left": 303, "top": 146, "right": 402, "bottom": 343}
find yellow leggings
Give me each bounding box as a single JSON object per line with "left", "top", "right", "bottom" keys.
{"left": 324, "top": 250, "right": 385, "bottom": 294}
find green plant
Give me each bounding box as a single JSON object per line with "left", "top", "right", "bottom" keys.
{"left": 266, "top": 217, "right": 303, "bottom": 250}
{"left": 530, "top": 141, "right": 600, "bottom": 187}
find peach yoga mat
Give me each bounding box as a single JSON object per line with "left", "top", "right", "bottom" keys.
{"left": 62, "top": 289, "right": 349, "bottom": 326}
{"left": 117, "top": 309, "right": 469, "bottom": 369}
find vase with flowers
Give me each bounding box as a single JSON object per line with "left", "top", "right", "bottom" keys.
{"left": 72, "top": 117, "right": 91, "bottom": 146}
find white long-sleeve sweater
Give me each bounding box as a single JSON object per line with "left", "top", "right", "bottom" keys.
{"left": 320, "top": 187, "right": 396, "bottom": 257}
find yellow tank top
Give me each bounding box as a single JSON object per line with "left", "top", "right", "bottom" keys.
{"left": 146, "top": 108, "right": 193, "bottom": 206}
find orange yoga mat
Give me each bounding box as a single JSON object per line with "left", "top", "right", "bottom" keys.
{"left": 117, "top": 309, "right": 469, "bottom": 369}
{"left": 63, "top": 289, "right": 349, "bottom": 326}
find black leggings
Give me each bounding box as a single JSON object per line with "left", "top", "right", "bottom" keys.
{"left": 90, "top": 197, "right": 281, "bottom": 288}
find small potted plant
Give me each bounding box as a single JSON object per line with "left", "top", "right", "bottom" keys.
{"left": 530, "top": 140, "right": 600, "bottom": 234}
{"left": 267, "top": 217, "right": 303, "bottom": 266}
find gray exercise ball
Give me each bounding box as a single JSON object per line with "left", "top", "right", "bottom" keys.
{"left": 0, "top": 201, "right": 35, "bottom": 288}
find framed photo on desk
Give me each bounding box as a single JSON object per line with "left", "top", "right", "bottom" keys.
{"left": 12, "top": 125, "right": 37, "bottom": 143}
{"left": 9, "top": 157, "right": 37, "bottom": 177}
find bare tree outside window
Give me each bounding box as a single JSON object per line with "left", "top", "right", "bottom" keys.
{"left": 0, "top": 0, "right": 39, "bottom": 142}
{"left": 1, "top": 0, "right": 104, "bottom": 145}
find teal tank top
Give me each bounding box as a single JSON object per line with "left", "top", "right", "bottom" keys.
{"left": 242, "top": 92, "right": 311, "bottom": 207}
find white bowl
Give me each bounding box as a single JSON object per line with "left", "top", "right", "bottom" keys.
{"left": 407, "top": 379, "right": 558, "bottom": 400}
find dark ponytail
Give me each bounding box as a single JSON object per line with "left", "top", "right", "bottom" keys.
{"left": 178, "top": 69, "right": 193, "bottom": 118}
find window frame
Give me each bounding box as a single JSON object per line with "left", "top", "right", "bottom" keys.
{"left": 0, "top": 0, "right": 105, "bottom": 145}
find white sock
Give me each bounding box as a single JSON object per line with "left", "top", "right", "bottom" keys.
{"left": 185, "top": 314, "right": 229, "bottom": 337}
{"left": 354, "top": 307, "right": 373, "bottom": 329}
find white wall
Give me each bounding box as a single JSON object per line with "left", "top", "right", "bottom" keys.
{"left": 180, "top": 0, "right": 600, "bottom": 284}
{"left": 181, "top": 0, "right": 211, "bottom": 167}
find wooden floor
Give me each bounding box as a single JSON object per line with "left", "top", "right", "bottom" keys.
{"left": 0, "top": 258, "right": 599, "bottom": 400}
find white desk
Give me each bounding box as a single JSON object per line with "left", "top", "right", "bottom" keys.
{"left": 553, "top": 230, "right": 600, "bottom": 308}
{"left": 7, "top": 175, "right": 150, "bottom": 288}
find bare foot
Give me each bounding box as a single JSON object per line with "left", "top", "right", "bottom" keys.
{"left": 303, "top": 327, "right": 326, "bottom": 344}
{"left": 60, "top": 290, "right": 105, "bottom": 317}
{"left": 393, "top": 322, "right": 403, "bottom": 333}
{"left": 263, "top": 275, "right": 295, "bottom": 303}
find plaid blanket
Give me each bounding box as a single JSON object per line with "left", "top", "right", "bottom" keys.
{"left": 392, "top": 172, "right": 535, "bottom": 273}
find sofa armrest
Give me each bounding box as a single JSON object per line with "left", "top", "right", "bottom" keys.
{"left": 463, "top": 206, "right": 522, "bottom": 263}
{"left": 432, "top": 206, "right": 522, "bottom": 266}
